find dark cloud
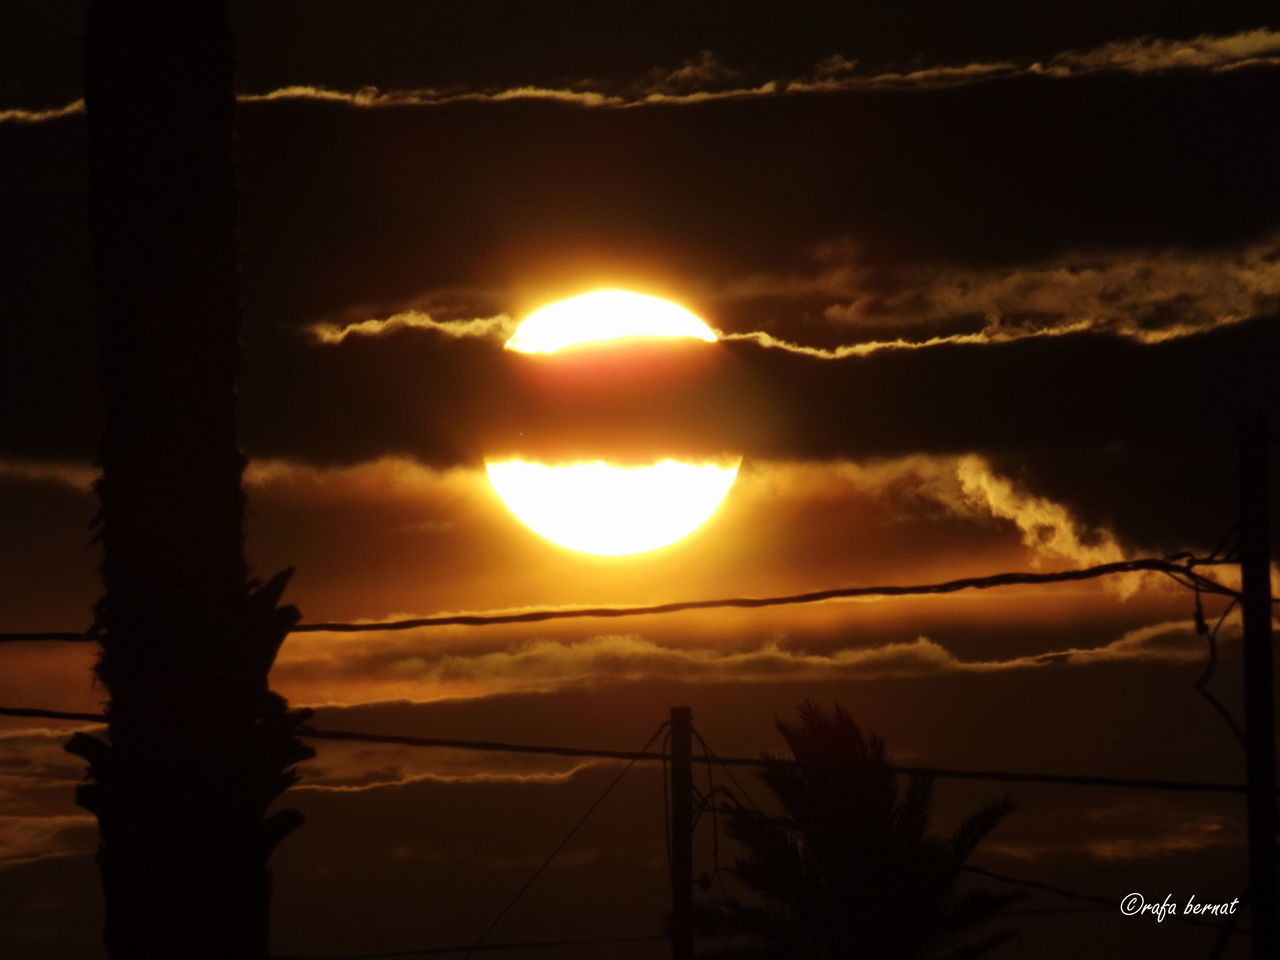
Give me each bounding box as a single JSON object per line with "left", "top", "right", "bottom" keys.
{"left": 234, "top": 315, "right": 1274, "bottom": 553}
{"left": 5, "top": 315, "right": 1277, "bottom": 557}
{"left": 4, "top": 64, "right": 1278, "bottom": 483}
{"left": 232, "top": 69, "right": 1280, "bottom": 324}
{"left": 6, "top": 64, "right": 1279, "bottom": 327}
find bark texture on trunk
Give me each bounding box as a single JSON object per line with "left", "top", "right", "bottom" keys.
{"left": 69, "top": 3, "right": 312, "bottom": 957}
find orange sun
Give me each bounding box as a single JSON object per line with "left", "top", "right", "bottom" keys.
{"left": 486, "top": 291, "right": 740, "bottom": 556}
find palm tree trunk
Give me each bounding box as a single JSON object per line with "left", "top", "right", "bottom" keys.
{"left": 69, "top": 2, "right": 311, "bottom": 956}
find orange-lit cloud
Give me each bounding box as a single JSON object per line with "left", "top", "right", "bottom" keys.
{"left": 307, "top": 311, "right": 515, "bottom": 345}
{"left": 0, "top": 459, "right": 95, "bottom": 492}
{"left": 1047, "top": 26, "right": 1280, "bottom": 75}
{"left": 0, "top": 450, "right": 1208, "bottom": 626}
{"left": 294, "top": 233, "right": 1280, "bottom": 364}
{"left": 0, "top": 100, "right": 84, "bottom": 125}
{"left": 6, "top": 28, "right": 1277, "bottom": 124}
{"left": 715, "top": 233, "right": 1280, "bottom": 355}
{"left": 0, "top": 815, "right": 95, "bottom": 867}
{"left": 226, "top": 27, "right": 1280, "bottom": 107}
{"left": 209, "top": 27, "right": 1280, "bottom": 103}
{"left": 986, "top": 798, "right": 1238, "bottom": 863}
{"left": 954, "top": 456, "right": 1131, "bottom": 576}
{"left": 272, "top": 616, "right": 1232, "bottom": 706}
{"left": 292, "top": 763, "right": 596, "bottom": 794}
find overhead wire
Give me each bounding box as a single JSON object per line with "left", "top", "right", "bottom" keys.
{"left": 458, "top": 722, "right": 667, "bottom": 960}
{"left": 277, "top": 932, "right": 670, "bottom": 959}
{"left": 692, "top": 730, "right": 762, "bottom": 814}
{"left": 1193, "top": 591, "right": 1245, "bottom": 747}
{"left": 659, "top": 727, "right": 672, "bottom": 879}
{"left": 691, "top": 727, "right": 728, "bottom": 900}
{"left": 277, "top": 931, "right": 745, "bottom": 960}
{"left": 0, "top": 706, "right": 1265, "bottom": 796}
{"left": 0, "top": 556, "right": 1241, "bottom": 645}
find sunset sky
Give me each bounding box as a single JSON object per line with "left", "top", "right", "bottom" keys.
{"left": 2, "top": 3, "right": 1279, "bottom": 958}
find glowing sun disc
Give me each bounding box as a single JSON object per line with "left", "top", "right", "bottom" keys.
{"left": 487, "top": 459, "right": 740, "bottom": 555}
{"left": 505, "top": 289, "right": 717, "bottom": 354}
{"left": 486, "top": 290, "right": 738, "bottom": 556}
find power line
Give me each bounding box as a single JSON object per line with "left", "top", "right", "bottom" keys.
{"left": 0, "top": 706, "right": 104, "bottom": 723}
{"left": 0, "top": 631, "right": 94, "bottom": 643}
{"left": 0, "top": 556, "right": 1239, "bottom": 644}
{"left": 0, "top": 707, "right": 1262, "bottom": 795}
{"left": 459, "top": 723, "right": 667, "bottom": 960}
{"left": 298, "top": 728, "right": 1261, "bottom": 795}
{"left": 1193, "top": 592, "right": 1245, "bottom": 747}
{"left": 278, "top": 932, "right": 747, "bottom": 960}
{"left": 289, "top": 558, "right": 1237, "bottom": 631}
{"left": 692, "top": 729, "right": 763, "bottom": 813}
{"left": 276, "top": 933, "right": 670, "bottom": 959}
{"left": 2, "top": 703, "right": 1256, "bottom": 948}
{"left": 963, "top": 864, "right": 1115, "bottom": 909}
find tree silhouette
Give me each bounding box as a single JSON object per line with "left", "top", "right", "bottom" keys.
{"left": 65, "top": 2, "right": 311, "bottom": 957}
{"left": 705, "top": 702, "right": 1020, "bottom": 960}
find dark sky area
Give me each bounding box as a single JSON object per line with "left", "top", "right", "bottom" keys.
{"left": 1, "top": 3, "right": 1278, "bottom": 959}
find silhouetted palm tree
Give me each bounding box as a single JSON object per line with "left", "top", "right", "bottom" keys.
{"left": 66, "top": 2, "right": 311, "bottom": 957}
{"left": 704, "top": 702, "right": 1019, "bottom": 960}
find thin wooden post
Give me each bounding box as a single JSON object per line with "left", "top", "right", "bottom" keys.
{"left": 670, "top": 706, "right": 694, "bottom": 960}
{"left": 1239, "top": 417, "right": 1277, "bottom": 960}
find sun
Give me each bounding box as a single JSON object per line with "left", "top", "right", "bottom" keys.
{"left": 504, "top": 289, "right": 718, "bottom": 355}
{"left": 486, "top": 290, "right": 740, "bottom": 556}
{"left": 486, "top": 459, "right": 739, "bottom": 556}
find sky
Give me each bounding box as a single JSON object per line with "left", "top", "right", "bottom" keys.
{"left": 2, "top": 2, "right": 1279, "bottom": 958}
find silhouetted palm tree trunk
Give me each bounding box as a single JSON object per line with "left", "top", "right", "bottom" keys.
{"left": 68, "top": 2, "right": 311, "bottom": 957}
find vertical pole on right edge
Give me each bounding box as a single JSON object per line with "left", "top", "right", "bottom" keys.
{"left": 1240, "top": 417, "right": 1277, "bottom": 960}
{"left": 670, "top": 706, "right": 694, "bottom": 960}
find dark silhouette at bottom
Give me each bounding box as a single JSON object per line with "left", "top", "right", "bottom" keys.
{"left": 702, "top": 701, "right": 1019, "bottom": 960}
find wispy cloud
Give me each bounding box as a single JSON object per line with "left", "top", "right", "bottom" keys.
{"left": 988, "top": 802, "right": 1235, "bottom": 862}
{"left": 0, "top": 815, "right": 95, "bottom": 867}
{"left": 0, "top": 459, "right": 96, "bottom": 492}
{"left": 6, "top": 28, "right": 1276, "bottom": 124}
{"left": 237, "top": 28, "right": 1280, "bottom": 109}
{"left": 306, "top": 310, "right": 515, "bottom": 345}
{"left": 291, "top": 762, "right": 596, "bottom": 793}
{"left": 717, "top": 233, "right": 1280, "bottom": 356}
{"left": 1047, "top": 27, "right": 1280, "bottom": 75}
{"left": 301, "top": 233, "right": 1280, "bottom": 356}
{"left": 0, "top": 617, "right": 1237, "bottom": 811}
{"left": 0, "top": 100, "right": 85, "bottom": 125}
{"left": 954, "top": 456, "right": 1133, "bottom": 585}
{"left": 334, "top": 617, "right": 1229, "bottom": 696}
{"left": 235, "top": 28, "right": 1280, "bottom": 106}
{"left": 242, "top": 83, "right": 628, "bottom": 109}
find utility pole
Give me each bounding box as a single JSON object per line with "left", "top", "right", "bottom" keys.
{"left": 670, "top": 706, "right": 694, "bottom": 960}
{"left": 1239, "top": 417, "right": 1277, "bottom": 960}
